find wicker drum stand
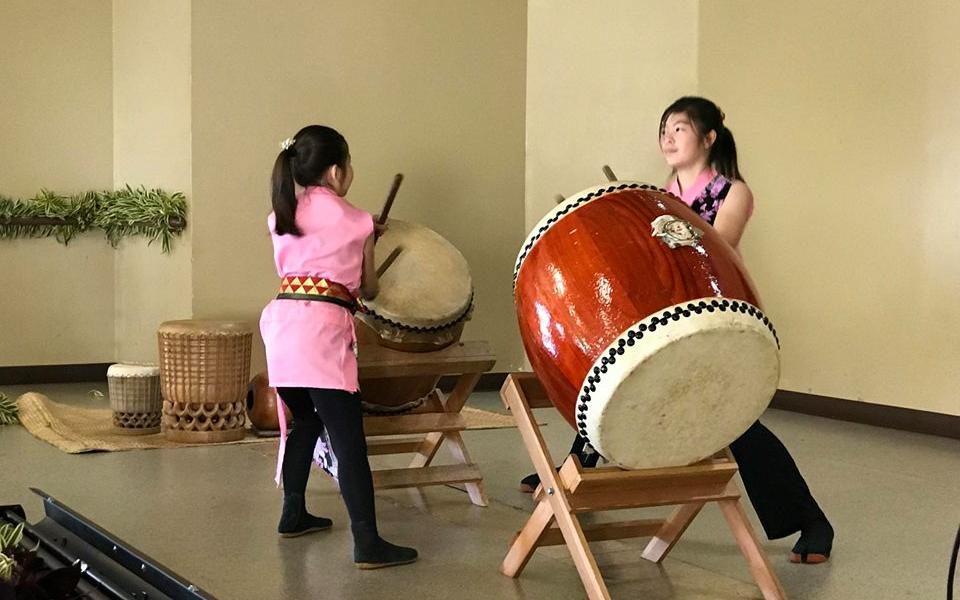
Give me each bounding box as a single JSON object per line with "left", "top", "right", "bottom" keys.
{"left": 157, "top": 320, "right": 252, "bottom": 443}
{"left": 107, "top": 364, "right": 162, "bottom": 435}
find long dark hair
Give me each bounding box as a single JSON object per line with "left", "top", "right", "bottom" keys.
{"left": 659, "top": 96, "right": 743, "bottom": 182}
{"left": 270, "top": 125, "right": 350, "bottom": 236}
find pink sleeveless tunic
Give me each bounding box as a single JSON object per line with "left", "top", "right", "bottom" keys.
{"left": 259, "top": 186, "right": 374, "bottom": 392}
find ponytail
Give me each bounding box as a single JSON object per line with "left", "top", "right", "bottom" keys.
{"left": 271, "top": 149, "right": 301, "bottom": 236}
{"left": 711, "top": 125, "right": 743, "bottom": 182}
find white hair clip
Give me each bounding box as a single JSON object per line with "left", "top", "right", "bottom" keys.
{"left": 280, "top": 137, "right": 296, "bottom": 151}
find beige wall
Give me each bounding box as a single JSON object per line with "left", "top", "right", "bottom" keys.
{"left": 112, "top": 0, "right": 193, "bottom": 363}
{"left": 526, "top": 1, "right": 699, "bottom": 231}
{"left": 0, "top": 1, "right": 115, "bottom": 365}
{"left": 189, "top": 0, "right": 528, "bottom": 373}
{"left": 699, "top": 2, "right": 960, "bottom": 415}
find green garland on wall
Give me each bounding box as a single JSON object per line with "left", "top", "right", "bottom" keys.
{"left": 0, "top": 393, "right": 17, "bottom": 425}
{"left": 0, "top": 186, "right": 187, "bottom": 252}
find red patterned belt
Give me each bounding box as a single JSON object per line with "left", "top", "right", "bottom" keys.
{"left": 277, "top": 275, "right": 364, "bottom": 313}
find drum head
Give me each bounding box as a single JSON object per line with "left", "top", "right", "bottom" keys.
{"left": 582, "top": 298, "right": 780, "bottom": 469}
{"left": 364, "top": 219, "right": 472, "bottom": 329}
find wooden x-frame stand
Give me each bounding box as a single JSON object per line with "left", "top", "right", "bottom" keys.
{"left": 355, "top": 340, "right": 496, "bottom": 507}
{"left": 500, "top": 372, "right": 787, "bottom": 599}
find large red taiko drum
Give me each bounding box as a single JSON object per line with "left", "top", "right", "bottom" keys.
{"left": 514, "top": 182, "right": 780, "bottom": 469}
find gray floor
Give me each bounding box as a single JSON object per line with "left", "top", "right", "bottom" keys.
{"left": 1, "top": 382, "right": 958, "bottom": 599}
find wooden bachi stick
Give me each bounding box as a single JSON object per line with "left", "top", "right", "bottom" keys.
{"left": 378, "top": 173, "right": 404, "bottom": 225}
{"left": 376, "top": 246, "right": 403, "bottom": 278}
{"left": 602, "top": 165, "right": 618, "bottom": 182}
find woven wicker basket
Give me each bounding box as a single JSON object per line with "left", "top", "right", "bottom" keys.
{"left": 157, "top": 320, "right": 252, "bottom": 443}
{"left": 107, "top": 363, "right": 162, "bottom": 435}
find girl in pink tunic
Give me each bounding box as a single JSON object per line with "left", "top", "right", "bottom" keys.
{"left": 261, "top": 125, "right": 417, "bottom": 569}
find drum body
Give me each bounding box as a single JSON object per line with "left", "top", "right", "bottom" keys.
{"left": 157, "top": 320, "right": 251, "bottom": 443}
{"left": 357, "top": 219, "right": 473, "bottom": 412}
{"left": 247, "top": 372, "right": 291, "bottom": 431}
{"left": 107, "top": 363, "right": 162, "bottom": 435}
{"left": 514, "top": 183, "right": 780, "bottom": 469}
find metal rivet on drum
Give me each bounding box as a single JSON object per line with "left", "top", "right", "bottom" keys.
{"left": 731, "top": 301, "right": 740, "bottom": 310}
{"left": 662, "top": 311, "right": 671, "bottom": 319}
{"left": 600, "top": 356, "right": 608, "bottom": 365}
{"left": 587, "top": 375, "right": 595, "bottom": 384}
{"left": 672, "top": 314, "right": 680, "bottom": 321}
{"left": 608, "top": 349, "right": 617, "bottom": 357}
{"left": 687, "top": 303, "right": 695, "bottom": 310}
{"left": 593, "top": 367, "right": 600, "bottom": 374}
{"left": 682, "top": 311, "right": 690, "bottom": 317}
{"left": 589, "top": 384, "right": 596, "bottom": 391}
{"left": 608, "top": 357, "right": 616, "bottom": 364}
{"left": 627, "top": 331, "right": 635, "bottom": 339}
{"left": 112, "top": 545, "right": 118, "bottom": 553}
{"left": 141, "top": 563, "right": 146, "bottom": 572}
{"left": 649, "top": 325, "right": 657, "bottom": 332}
{"left": 635, "top": 331, "right": 643, "bottom": 339}
{"left": 600, "top": 365, "right": 607, "bottom": 373}
{"left": 626, "top": 338, "right": 634, "bottom": 346}
{"left": 616, "top": 347, "right": 624, "bottom": 355}
{"left": 547, "top": 487, "right": 555, "bottom": 496}
{"left": 639, "top": 324, "right": 647, "bottom": 332}
{"left": 583, "top": 386, "right": 590, "bottom": 393}
{"left": 617, "top": 339, "right": 625, "bottom": 347}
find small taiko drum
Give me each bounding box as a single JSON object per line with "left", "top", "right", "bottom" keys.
{"left": 514, "top": 182, "right": 781, "bottom": 469}
{"left": 356, "top": 219, "right": 473, "bottom": 412}
{"left": 157, "top": 320, "right": 252, "bottom": 443}
{"left": 107, "top": 363, "right": 162, "bottom": 435}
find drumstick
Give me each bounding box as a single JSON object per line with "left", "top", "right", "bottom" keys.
{"left": 376, "top": 246, "right": 403, "bottom": 278}
{"left": 555, "top": 193, "right": 566, "bottom": 205}
{"left": 602, "top": 165, "right": 618, "bottom": 182}
{"left": 377, "top": 173, "right": 404, "bottom": 225}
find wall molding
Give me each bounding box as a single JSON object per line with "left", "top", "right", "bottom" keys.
{"left": 769, "top": 389, "right": 959, "bottom": 440}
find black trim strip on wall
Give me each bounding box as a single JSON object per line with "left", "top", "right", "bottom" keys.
{"left": 3, "top": 366, "right": 956, "bottom": 441}
{"left": 0, "top": 363, "right": 111, "bottom": 386}
{"left": 770, "top": 389, "right": 959, "bottom": 440}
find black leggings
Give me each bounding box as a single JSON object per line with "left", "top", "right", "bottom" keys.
{"left": 729, "top": 420, "right": 827, "bottom": 539}
{"left": 277, "top": 387, "right": 375, "bottom": 525}
{"left": 567, "top": 419, "right": 826, "bottom": 540}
